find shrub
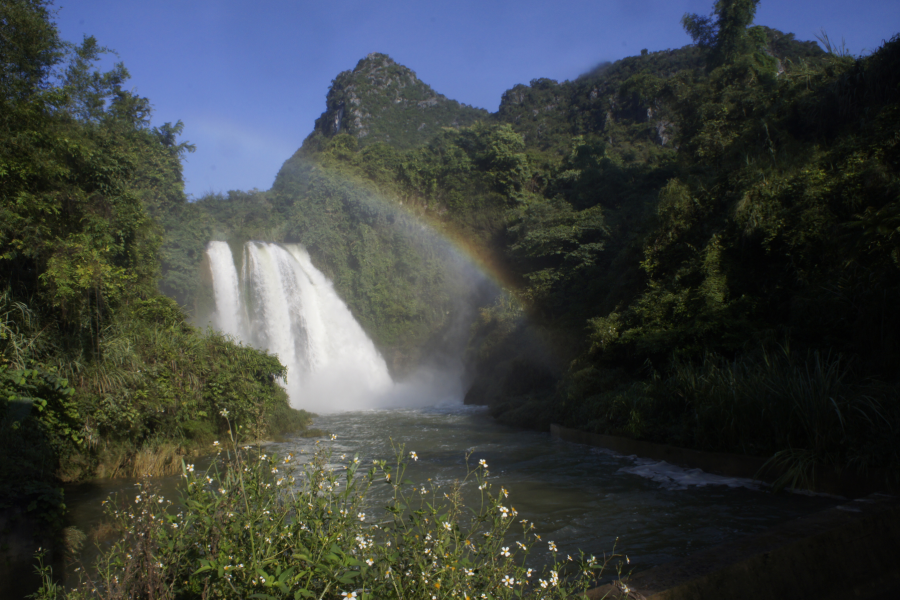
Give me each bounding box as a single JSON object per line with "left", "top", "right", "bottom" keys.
{"left": 32, "top": 417, "right": 620, "bottom": 599}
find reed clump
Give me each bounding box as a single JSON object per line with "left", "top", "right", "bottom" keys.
{"left": 564, "top": 345, "right": 899, "bottom": 488}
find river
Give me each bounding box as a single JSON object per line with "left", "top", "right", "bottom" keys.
{"left": 66, "top": 404, "right": 838, "bottom": 581}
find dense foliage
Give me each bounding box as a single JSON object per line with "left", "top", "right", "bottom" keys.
{"left": 166, "top": 1, "right": 900, "bottom": 482}
{"left": 0, "top": 0, "right": 308, "bottom": 534}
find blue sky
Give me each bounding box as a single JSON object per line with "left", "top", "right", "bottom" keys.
{"left": 53, "top": 0, "right": 900, "bottom": 198}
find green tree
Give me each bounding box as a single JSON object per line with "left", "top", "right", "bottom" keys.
{"left": 682, "top": 0, "right": 761, "bottom": 68}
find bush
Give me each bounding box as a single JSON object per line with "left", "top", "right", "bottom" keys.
{"left": 32, "top": 418, "right": 621, "bottom": 599}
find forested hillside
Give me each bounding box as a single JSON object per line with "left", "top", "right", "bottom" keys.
{"left": 0, "top": 0, "right": 310, "bottom": 533}
{"left": 165, "top": 0, "right": 900, "bottom": 486}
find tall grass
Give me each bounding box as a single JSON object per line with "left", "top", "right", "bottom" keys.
{"left": 661, "top": 345, "right": 897, "bottom": 485}
{"left": 567, "top": 344, "right": 899, "bottom": 488}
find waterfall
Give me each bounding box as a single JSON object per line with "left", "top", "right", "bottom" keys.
{"left": 205, "top": 241, "right": 393, "bottom": 411}
{"left": 206, "top": 241, "right": 244, "bottom": 340}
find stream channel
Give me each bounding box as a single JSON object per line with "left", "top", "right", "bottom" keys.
{"left": 66, "top": 404, "right": 839, "bottom": 583}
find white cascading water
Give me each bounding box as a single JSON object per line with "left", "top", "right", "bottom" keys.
{"left": 204, "top": 241, "right": 393, "bottom": 412}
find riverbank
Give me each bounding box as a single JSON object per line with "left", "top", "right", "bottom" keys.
{"left": 550, "top": 424, "right": 900, "bottom": 498}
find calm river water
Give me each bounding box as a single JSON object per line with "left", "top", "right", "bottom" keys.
{"left": 67, "top": 404, "right": 838, "bottom": 579}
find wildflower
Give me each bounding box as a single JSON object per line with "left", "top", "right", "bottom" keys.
{"left": 340, "top": 590, "right": 356, "bottom": 598}
{"left": 213, "top": 441, "right": 219, "bottom": 446}
{"left": 548, "top": 541, "right": 557, "bottom": 552}
{"left": 526, "top": 568, "right": 533, "bottom": 578}
{"left": 478, "top": 459, "right": 488, "bottom": 468}
{"left": 219, "top": 408, "right": 229, "bottom": 417}
{"left": 219, "top": 487, "right": 226, "bottom": 494}
{"left": 568, "top": 554, "right": 573, "bottom": 561}
{"left": 500, "top": 547, "right": 510, "bottom": 557}
{"left": 516, "top": 541, "right": 525, "bottom": 549}
{"left": 358, "top": 512, "right": 365, "bottom": 521}
{"left": 206, "top": 476, "right": 213, "bottom": 484}
{"left": 135, "top": 495, "right": 141, "bottom": 504}
{"left": 331, "top": 434, "right": 337, "bottom": 441}
{"left": 465, "top": 568, "right": 474, "bottom": 576}
{"left": 172, "top": 523, "right": 179, "bottom": 529}
{"left": 366, "top": 558, "right": 374, "bottom": 566}
{"left": 276, "top": 478, "right": 284, "bottom": 486}
{"left": 539, "top": 579, "right": 548, "bottom": 589}
{"left": 186, "top": 464, "right": 194, "bottom": 473}
{"left": 502, "top": 575, "right": 515, "bottom": 587}
{"left": 501, "top": 486, "right": 509, "bottom": 498}
{"left": 443, "top": 521, "right": 452, "bottom": 531}
{"left": 271, "top": 467, "right": 278, "bottom": 474}
{"left": 409, "top": 451, "right": 418, "bottom": 461}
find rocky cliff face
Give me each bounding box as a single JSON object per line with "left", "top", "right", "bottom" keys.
{"left": 307, "top": 53, "right": 488, "bottom": 150}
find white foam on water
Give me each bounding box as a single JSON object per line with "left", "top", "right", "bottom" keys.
{"left": 618, "top": 458, "right": 763, "bottom": 491}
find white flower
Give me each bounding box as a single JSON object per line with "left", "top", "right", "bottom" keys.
{"left": 516, "top": 541, "right": 525, "bottom": 549}
{"left": 340, "top": 592, "right": 356, "bottom": 599}
{"left": 331, "top": 434, "right": 337, "bottom": 441}
{"left": 271, "top": 467, "right": 278, "bottom": 474}
{"left": 186, "top": 464, "right": 194, "bottom": 473}
{"left": 219, "top": 408, "right": 229, "bottom": 417}
{"left": 409, "top": 451, "right": 418, "bottom": 461}
{"left": 135, "top": 495, "right": 141, "bottom": 504}
{"left": 478, "top": 459, "right": 488, "bottom": 468}
{"left": 548, "top": 541, "right": 557, "bottom": 552}
{"left": 171, "top": 523, "right": 178, "bottom": 529}
{"left": 358, "top": 512, "right": 365, "bottom": 521}
{"left": 539, "top": 579, "right": 548, "bottom": 589}
{"left": 502, "top": 575, "right": 515, "bottom": 587}
{"left": 212, "top": 441, "right": 219, "bottom": 446}
{"left": 500, "top": 547, "right": 510, "bottom": 557}
{"left": 366, "top": 559, "right": 374, "bottom": 566}
{"left": 501, "top": 486, "right": 509, "bottom": 497}
{"left": 465, "top": 568, "right": 474, "bottom": 576}
{"left": 526, "top": 568, "right": 533, "bottom": 578}
{"left": 442, "top": 521, "right": 452, "bottom": 531}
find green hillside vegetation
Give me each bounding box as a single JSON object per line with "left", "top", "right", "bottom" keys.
{"left": 0, "top": 0, "right": 310, "bottom": 534}
{"left": 169, "top": 0, "right": 900, "bottom": 485}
